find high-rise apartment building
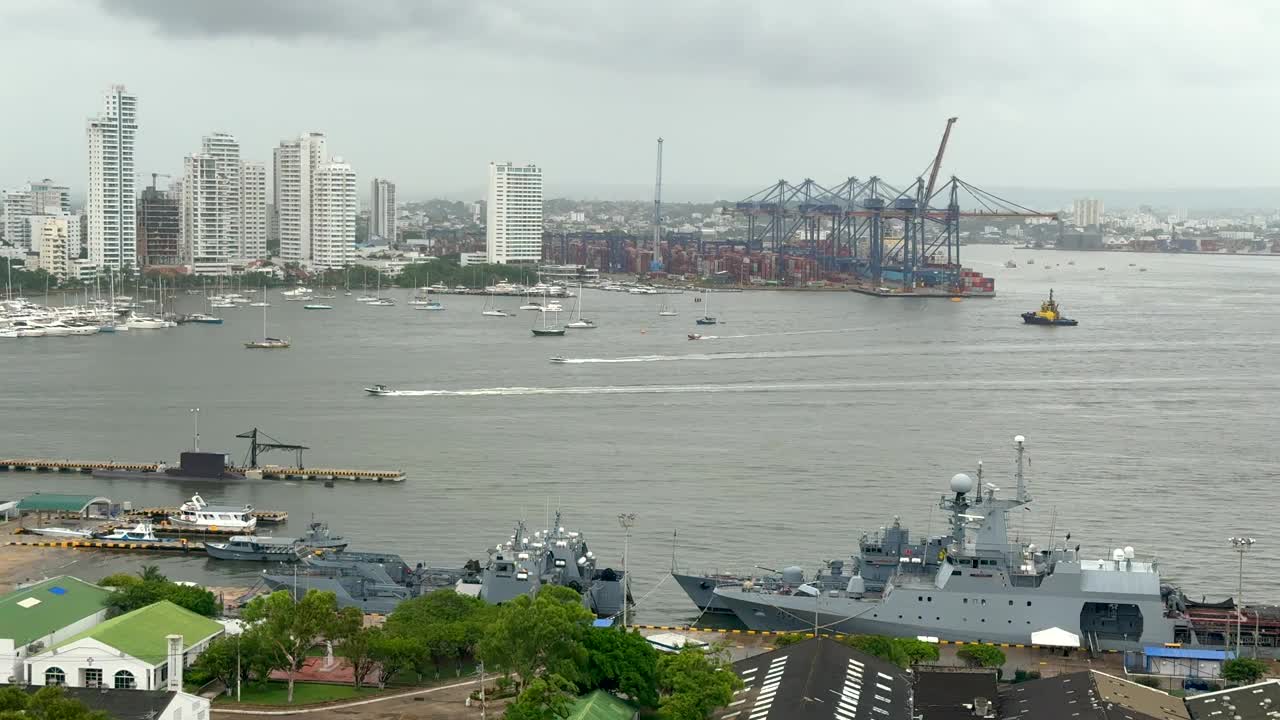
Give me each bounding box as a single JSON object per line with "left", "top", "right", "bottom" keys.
{"left": 1072, "top": 198, "right": 1104, "bottom": 228}
{"left": 181, "top": 153, "right": 232, "bottom": 274}
{"left": 86, "top": 84, "right": 137, "bottom": 270}
{"left": 369, "top": 178, "right": 396, "bottom": 243}
{"left": 311, "top": 159, "right": 357, "bottom": 269}
{"left": 138, "top": 186, "right": 180, "bottom": 267}
{"left": 273, "top": 132, "right": 327, "bottom": 263}
{"left": 485, "top": 162, "right": 543, "bottom": 264}
{"left": 3, "top": 180, "right": 71, "bottom": 249}
{"left": 201, "top": 132, "right": 242, "bottom": 257}
{"left": 28, "top": 213, "right": 82, "bottom": 259}
{"left": 35, "top": 217, "right": 71, "bottom": 280}
{"left": 240, "top": 161, "right": 267, "bottom": 259}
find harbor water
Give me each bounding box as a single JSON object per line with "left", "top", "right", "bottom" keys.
{"left": 1, "top": 245, "right": 1278, "bottom": 622}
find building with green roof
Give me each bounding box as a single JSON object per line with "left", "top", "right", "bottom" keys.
{"left": 567, "top": 690, "right": 638, "bottom": 720}
{"left": 16, "top": 494, "right": 113, "bottom": 518}
{"left": 26, "top": 600, "right": 223, "bottom": 691}
{"left": 0, "top": 577, "right": 112, "bottom": 685}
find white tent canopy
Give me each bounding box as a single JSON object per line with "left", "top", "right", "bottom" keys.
{"left": 1031, "top": 626, "right": 1081, "bottom": 648}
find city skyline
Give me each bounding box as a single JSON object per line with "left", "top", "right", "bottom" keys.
{"left": 3, "top": 1, "right": 1280, "bottom": 203}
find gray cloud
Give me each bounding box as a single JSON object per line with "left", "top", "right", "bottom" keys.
{"left": 97, "top": 0, "right": 1259, "bottom": 99}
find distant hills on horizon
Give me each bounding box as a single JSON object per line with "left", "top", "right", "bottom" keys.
{"left": 422, "top": 183, "right": 1280, "bottom": 214}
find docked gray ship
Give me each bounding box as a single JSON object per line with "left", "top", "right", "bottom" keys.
{"left": 256, "top": 511, "right": 628, "bottom": 617}
{"left": 479, "top": 512, "right": 629, "bottom": 618}
{"left": 260, "top": 550, "right": 478, "bottom": 614}
{"left": 679, "top": 436, "right": 1280, "bottom": 655}
{"left": 205, "top": 521, "right": 349, "bottom": 561}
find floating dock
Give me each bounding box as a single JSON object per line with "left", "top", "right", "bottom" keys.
{"left": 6, "top": 538, "right": 203, "bottom": 552}
{"left": 0, "top": 459, "right": 405, "bottom": 483}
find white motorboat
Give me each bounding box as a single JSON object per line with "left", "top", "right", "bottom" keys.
{"left": 28, "top": 527, "right": 94, "bottom": 539}
{"left": 303, "top": 304, "right": 333, "bottom": 310}
{"left": 368, "top": 298, "right": 395, "bottom": 306}
{"left": 414, "top": 301, "right": 445, "bottom": 311}
{"left": 355, "top": 295, "right": 378, "bottom": 303}
{"left": 482, "top": 309, "right": 511, "bottom": 317}
{"left": 95, "top": 522, "right": 162, "bottom": 542}
{"left": 364, "top": 384, "right": 395, "bottom": 396}
{"left": 248, "top": 301, "right": 269, "bottom": 308}
{"left": 538, "top": 303, "right": 565, "bottom": 313}
{"left": 127, "top": 317, "right": 169, "bottom": 330}
{"left": 168, "top": 494, "right": 257, "bottom": 531}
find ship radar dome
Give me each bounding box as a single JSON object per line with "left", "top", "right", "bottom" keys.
{"left": 1112, "top": 548, "right": 1125, "bottom": 561}
{"left": 950, "top": 473, "right": 974, "bottom": 494}
{"left": 1014, "top": 434, "right": 1026, "bottom": 444}
{"left": 1123, "top": 546, "right": 1135, "bottom": 559}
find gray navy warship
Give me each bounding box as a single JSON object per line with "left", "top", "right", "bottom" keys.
{"left": 676, "top": 436, "right": 1280, "bottom": 655}
{"left": 257, "top": 511, "right": 628, "bottom": 619}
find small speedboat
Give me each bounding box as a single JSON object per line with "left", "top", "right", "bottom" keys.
{"left": 550, "top": 356, "right": 568, "bottom": 364}
{"left": 187, "top": 313, "right": 224, "bottom": 324}
{"left": 364, "top": 384, "right": 394, "bottom": 396}
{"left": 367, "top": 298, "right": 395, "bottom": 307}
{"left": 688, "top": 333, "right": 703, "bottom": 341}
{"left": 695, "top": 316, "right": 718, "bottom": 325}
{"left": 28, "top": 527, "right": 94, "bottom": 539}
{"left": 482, "top": 309, "right": 511, "bottom": 317}
{"left": 95, "top": 522, "right": 162, "bottom": 542}
{"left": 413, "top": 302, "right": 445, "bottom": 311}
{"left": 303, "top": 304, "right": 333, "bottom": 310}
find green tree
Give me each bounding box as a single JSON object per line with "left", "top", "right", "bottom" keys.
{"left": 368, "top": 629, "right": 425, "bottom": 688}
{"left": 0, "top": 686, "right": 110, "bottom": 720}
{"left": 956, "top": 644, "right": 1006, "bottom": 669}
{"left": 771, "top": 633, "right": 810, "bottom": 648}
{"left": 137, "top": 564, "right": 166, "bottom": 582}
{"left": 106, "top": 579, "right": 218, "bottom": 617}
{"left": 187, "top": 635, "right": 238, "bottom": 693}
{"left": 893, "top": 638, "right": 940, "bottom": 666}
{"left": 338, "top": 625, "right": 379, "bottom": 689}
{"left": 241, "top": 590, "right": 346, "bottom": 704}
{"left": 842, "top": 635, "right": 908, "bottom": 668}
{"left": 386, "top": 589, "right": 494, "bottom": 679}
{"left": 477, "top": 586, "right": 593, "bottom": 692}
{"left": 96, "top": 573, "right": 140, "bottom": 589}
{"left": 656, "top": 646, "right": 742, "bottom": 720}
{"left": 503, "top": 674, "right": 576, "bottom": 720}
{"left": 581, "top": 628, "right": 659, "bottom": 707}
{"left": 1222, "top": 657, "right": 1268, "bottom": 685}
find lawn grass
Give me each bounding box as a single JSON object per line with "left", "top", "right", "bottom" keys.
{"left": 214, "top": 681, "right": 382, "bottom": 706}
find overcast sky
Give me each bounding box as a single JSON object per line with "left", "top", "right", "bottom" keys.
{"left": 1, "top": 1, "right": 1275, "bottom": 202}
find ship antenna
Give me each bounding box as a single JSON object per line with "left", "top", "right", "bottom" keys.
{"left": 671, "top": 529, "right": 678, "bottom": 573}
{"left": 1014, "top": 435, "right": 1028, "bottom": 503}
{"left": 976, "top": 460, "right": 983, "bottom": 501}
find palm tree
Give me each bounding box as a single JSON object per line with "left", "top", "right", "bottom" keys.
{"left": 137, "top": 565, "right": 166, "bottom": 583}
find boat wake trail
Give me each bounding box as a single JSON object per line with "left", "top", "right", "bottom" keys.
{"left": 377, "top": 375, "right": 1239, "bottom": 399}
{"left": 555, "top": 349, "right": 857, "bottom": 364}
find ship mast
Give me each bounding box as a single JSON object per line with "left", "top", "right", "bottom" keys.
{"left": 1014, "top": 434, "right": 1028, "bottom": 504}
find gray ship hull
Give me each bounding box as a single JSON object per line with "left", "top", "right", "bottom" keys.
{"left": 672, "top": 573, "right": 737, "bottom": 614}
{"left": 205, "top": 544, "right": 300, "bottom": 562}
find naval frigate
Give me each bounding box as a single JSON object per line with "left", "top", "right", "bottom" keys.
{"left": 689, "top": 436, "right": 1278, "bottom": 654}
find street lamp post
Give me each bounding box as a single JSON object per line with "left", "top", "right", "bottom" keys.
{"left": 618, "top": 513, "right": 636, "bottom": 629}
{"left": 1229, "top": 536, "right": 1256, "bottom": 655}
{"left": 189, "top": 408, "right": 200, "bottom": 452}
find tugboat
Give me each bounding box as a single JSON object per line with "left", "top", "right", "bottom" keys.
{"left": 1021, "top": 289, "right": 1078, "bottom": 326}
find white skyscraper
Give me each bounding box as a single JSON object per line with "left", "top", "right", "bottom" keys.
{"left": 201, "top": 132, "right": 242, "bottom": 256}
{"left": 273, "top": 132, "right": 327, "bottom": 263}
{"left": 181, "top": 153, "right": 230, "bottom": 274}
{"left": 369, "top": 178, "right": 396, "bottom": 243}
{"left": 240, "top": 161, "right": 267, "bottom": 259}
{"left": 486, "top": 162, "right": 543, "bottom": 264}
{"left": 311, "top": 158, "right": 357, "bottom": 269}
{"left": 86, "top": 84, "right": 137, "bottom": 270}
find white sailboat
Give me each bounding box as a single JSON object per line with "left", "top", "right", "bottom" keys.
{"left": 566, "top": 284, "right": 596, "bottom": 329}
{"left": 482, "top": 293, "right": 510, "bottom": 317}
{"left": 658, "top": 296, "right": 678, "bottom": 316}
{"left": 245, "top": 298, "right": 290, "bottom": 348}
{"left": 695, "top": 289, "right": 717, "bottom": 325}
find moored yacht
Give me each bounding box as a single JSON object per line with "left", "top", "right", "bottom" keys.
{"left": 168, "top": 494, "right": 257, "bottom": 531}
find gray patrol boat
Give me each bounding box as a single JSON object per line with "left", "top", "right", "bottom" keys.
{"left": 480, "top": 512, "right": 629, "bottom": 618}
{"left": 206, "top": 521, "right": 349, "bottom": 561}
{"left": 688, "top": 436, "right": 1280, "bottom": 654}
